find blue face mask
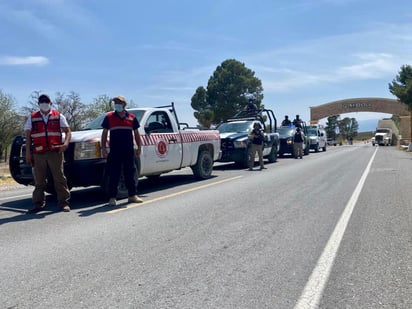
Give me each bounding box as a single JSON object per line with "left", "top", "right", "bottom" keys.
{"left": 114, "top": 104, "right": 123, "bottom": 112}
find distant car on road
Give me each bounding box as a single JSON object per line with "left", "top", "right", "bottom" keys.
{"left": 307, "top": 126, "right": 327, "bottom": 152}
{"left": 278, "top": 127, "right": 310, "bottom": 157}
{"left": 327, "top": 138, "right": 337, "bottom": 146}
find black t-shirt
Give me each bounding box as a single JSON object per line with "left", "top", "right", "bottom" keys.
{"left": 101, "top": 111, "right": 139, "bottom": 152}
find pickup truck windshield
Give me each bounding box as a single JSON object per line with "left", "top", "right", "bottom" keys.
{"left": 277, "top": 127, "right": 294, "bottom": 136}
{"left": 82, "top": 110, "right": 145, "bottom": 130}
{"left": 307, "top": 128, "right": 318, "bottom": 136}
{"left": 217, "top": 121, "right": 253, "bottom": 133}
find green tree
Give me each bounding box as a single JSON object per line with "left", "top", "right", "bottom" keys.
{"left": 192, "top": 87, "right": 214, "bottom": 128}
{"left": 389, "top": 64, "right": 412, "bottom": 142}
{"left": 20, "top": 90, "right": 43, "bottom": 115}
{"left": 191, "top": 59, "right": 263, "bottom": 125}
{"left": 54, "top": 91, "right": 87, "bottom": 130}
{"left": 22, "top": 91, "right": 87, "bottom": 129}
{"left": 0, "top": 90, "right": 23, "bottom": 161}
{"left": 198, "top": 109, "right": 215, "bottom": 129}
{"left": 338, "top": 117, "right": 358, "bottom": 142}
{"left": 325, "top": 115, "right": 340, "bottom": 139}
{"left": 83, "top": 94, "right": 113, "bottom": 125}
{"left": 22, "top": 92, "right": 128, "bottom": 130}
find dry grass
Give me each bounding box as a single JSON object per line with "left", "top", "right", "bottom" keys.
{"left": 0, "top": 177, "right": 18, "bottom": 186}
{"left": 0, "top": 162, "right": 10, "bottom": 175}
{"left": 0, "top": 161, "right": 17, "bottom": 187}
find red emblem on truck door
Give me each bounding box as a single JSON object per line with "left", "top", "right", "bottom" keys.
{"left": 155, "top": 138, "right": 168, "bottom": 158}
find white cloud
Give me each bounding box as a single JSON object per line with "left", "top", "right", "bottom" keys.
{"left": 0, "top": 0, "right": 101, "bottom": 41}
{"left": 247, "top": 23, "right": 412, "bottom": 93}
{"left": 0, "top": 56, "right": 49, "bottom": 66}
{"left": 336, "top": 53, "right": 397, "bottom": 79}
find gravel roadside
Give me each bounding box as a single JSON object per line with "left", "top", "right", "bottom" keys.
{"left": 0, "top": 161, "right": 19, "bottom": 188}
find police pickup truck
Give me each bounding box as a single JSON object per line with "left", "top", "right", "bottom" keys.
{"left": 9, "top": 103, "right": 221, "bottom": 198}
{"left": 216, "top": 108, "right": 279, "bottom": 167}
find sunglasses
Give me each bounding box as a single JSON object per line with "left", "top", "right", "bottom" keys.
{"left": 39, "top": 99, "right": 50, "bottom": 103}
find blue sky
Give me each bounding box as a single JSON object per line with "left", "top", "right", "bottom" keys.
{"left": 1, "top": 0, "right": 411, "bottom": 130}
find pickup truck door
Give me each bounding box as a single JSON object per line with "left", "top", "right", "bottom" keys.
{"left": 140, "top": 111, "right": 182, "bottom": 174}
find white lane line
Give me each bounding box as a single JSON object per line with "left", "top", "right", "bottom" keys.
{"left": 294, "top": 147, "right": 378, "bottom": 309}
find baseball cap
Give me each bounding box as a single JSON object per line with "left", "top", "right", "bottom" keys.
{"left": 38, "top": 94, "right": 51, "bottom": 103}
{"left": 112, "top": 95, "right": 127, "bottom": 104}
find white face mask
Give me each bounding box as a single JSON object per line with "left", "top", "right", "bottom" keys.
{"left": 114, "top": 104, "right": 124, "bottom": 112}
{"left": 39, "top": 103, "right": 51, "bottom": 112}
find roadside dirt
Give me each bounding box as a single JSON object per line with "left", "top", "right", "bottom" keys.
{"left": 0, "top": 161, "right": 17, "bottom": 187}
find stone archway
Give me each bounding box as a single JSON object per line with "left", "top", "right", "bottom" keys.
{"left": 310, "top": 97, "right": 410, "bottom": 143}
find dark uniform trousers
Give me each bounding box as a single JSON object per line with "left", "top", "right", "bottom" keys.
{"left": 107, "top": 149, "right": 137, "bottom": 198}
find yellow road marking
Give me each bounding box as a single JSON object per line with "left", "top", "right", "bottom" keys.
{"left": 107, "top": 176, "right": 242, "bottom": 214}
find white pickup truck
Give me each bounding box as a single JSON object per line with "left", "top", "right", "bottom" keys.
{"left": 9, "top": 103, "right": 221, "bottom": 197}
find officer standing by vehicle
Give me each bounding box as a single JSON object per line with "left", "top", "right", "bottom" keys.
{"left": 293, "top": 127, "right": 305, "bottom": 159}
{"left": 101, "top": 95, "right": 143, "bottom": 206}
{"left": 248, "top": 122, "right": 266, "bottom": 170}
{"left": 293, "top": 115, "right": 303, "bottom": 128}
{"left": 25, "top": 94, "right": 72, "bottom": 213}
{"left": 281, "top": 115, "right": 291, "bottom": 127}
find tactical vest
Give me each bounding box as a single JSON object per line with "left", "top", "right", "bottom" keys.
{"left": 31, "top": 110, "right": 62, "bottom": 153}
{"left": 294, "top": 132, "right": 303, "bottom": 143}
{"left": 106, "top": 111, "right": 136, "bottom": 131}
{"left": 252, "top": 130, "right": 264, "bottom": 145}
{"left": 105, "top": 111, "right": 136, "bottom": 151}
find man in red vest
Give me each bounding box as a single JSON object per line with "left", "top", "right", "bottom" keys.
{"left": 24, "top": 94, "right": 72, "bottom": 213}
{"left": 101, "top": 95, "right": 143, "bottom": 206}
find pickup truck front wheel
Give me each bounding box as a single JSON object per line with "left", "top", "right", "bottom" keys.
{"left": 191, "top": 150, "right": 213, "bottom": 179}
{"left": 267, "top": 144, "right": 278, "bottom": 163}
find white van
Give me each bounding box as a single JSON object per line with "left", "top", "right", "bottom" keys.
{"left": 307, "top": 126, "right": 327, "bottom": 152}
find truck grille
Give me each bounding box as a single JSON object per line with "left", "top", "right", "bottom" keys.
{"left": 375, "top": 136, "right": 383, "bottom": 142}
{"left": 221, "top": 138, "right": 234, "bottom": 150}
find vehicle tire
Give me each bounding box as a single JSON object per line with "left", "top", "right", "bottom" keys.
{"left": 267, "top": 144, "right": 278, "bottom": 163}
{"left": 102, "top": 158, "right": 140, "bottom": 199}
{"left": 191, "top": 150, "right": 213, "bottom": 179}
{"left": 235, "top": 148, "right": 250, "bottom": 168}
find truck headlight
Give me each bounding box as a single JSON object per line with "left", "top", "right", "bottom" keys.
{"left": 74, "top": 141, "right": 102, "bottom": 160}
{"left": 286, "top": 139, "right": 293, "bottom": 145}
{"left": 233, "top": 141, "right": 247, "bottom": 148}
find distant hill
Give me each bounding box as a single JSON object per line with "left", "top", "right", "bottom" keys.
{"left": 357, "top": 119, "right": 379, "bottom": 132}
{"left": 356, "top": 131, "right": 374, "bottom": 141}
{"left": 319, "top": 119, "right": 379, "bottom": 133}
